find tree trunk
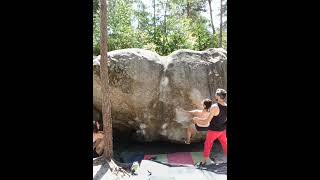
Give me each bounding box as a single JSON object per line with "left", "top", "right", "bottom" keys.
{"left": 153, "top": 0, "right": 156, "bottom": 40}
{"left": 219, "top": 0, "right": 223, "bottom": 47}
{"left": 208, "top": 0, "right": 215, "bottom": 47}
{"left": 99, "top": 0, "right": 113, "bottom": 160}
{"left": 198, "top": 34, "right": 201, "bottom": 50}
{"left": 187, "top": 0, "right": 191, "bottom": 17}
{"left": 164, "top": 0, "right": 168, "bottom": 54}
{"left": 164, "top": 1, "right": 167, "bottom": 37}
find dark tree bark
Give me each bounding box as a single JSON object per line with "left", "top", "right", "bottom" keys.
{"left": 219, "top": 0, "right": 223, "bottom": 47}
{"left": 208, "top": 0, "right": 215, "bottom": 47}
{"left": 99, "top": 0, "right": 113, "bottom": 160}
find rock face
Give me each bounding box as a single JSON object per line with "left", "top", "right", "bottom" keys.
{"left": 93, "top": 48, "right": 227, "bottom": 143}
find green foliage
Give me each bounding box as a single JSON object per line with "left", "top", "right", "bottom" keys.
{"left": 190, "top": 17, "right": 211, "bottom": 51}
{"left": 93, "top": 0, "right": 227, "bottom": 55}
{"left": 93, "top": 11, "right": 100, "bottom": 55}
{"left": 108, "top": 0, "right": 138, "bottom": 51}
{"left": 218, "top": 0, "right": 227, "bottom": 30}
{"left": 220, "top": 31, "right": 227, "bottom": 49}
{"left": 93, "top": 0, "right": 99, "bottom": 13}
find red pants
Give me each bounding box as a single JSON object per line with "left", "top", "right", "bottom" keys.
{"left": 203, "top": 130, "right": 227, "bottom": 158}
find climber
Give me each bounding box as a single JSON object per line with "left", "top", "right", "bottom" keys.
{"left": 180, "top": 99, "right": 213, "bottom": 144}
{"left": 93, "top": 120, "right": 105, "bottom": 158}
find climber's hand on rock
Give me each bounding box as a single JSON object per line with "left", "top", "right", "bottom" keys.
{"left": 176, "top": 107, "right": 183, "bottom": 111}
{"left": 192, "top": 117, "right": 198, "bottom": 124}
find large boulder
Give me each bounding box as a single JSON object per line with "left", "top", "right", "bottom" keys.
{"left": 93, "top": 48, "right": 227, "bottom": 143}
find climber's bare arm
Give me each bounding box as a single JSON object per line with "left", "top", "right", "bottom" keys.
{"left": 177, "top": 108, "right": 201, "bottom": 116}
{"left": 193, "top": 105, "right": 218, "bottom": 124}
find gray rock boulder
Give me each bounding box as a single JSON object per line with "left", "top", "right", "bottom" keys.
{"left": 93, "top": 48, "right": 227, "bottom": 143}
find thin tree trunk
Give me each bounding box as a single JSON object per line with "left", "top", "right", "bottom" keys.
{"left": 164, "top": 1, "right": 167, "bottom": 36}
{"left": 164, "top": 0, "right": 168, "bottom": 54}
{"left": 219, "top": 0, "right": 223, "bottom": 47}
{"left": 187, "top": 0, "right": 191, "bottom": 17}
{"left": 99, "top": 0, "right": 113, "bottom": 160}
{"left": 197, "top": 17, "right": 201, "bottom": 50}
{"left": 153, "top": 0, "right": 156, "bottom": 40}
{"left": 208, "top": 0, "right": 215, "bottom": 47}
{"left": 198, "top": 34, "right": 201, "bottom": 50}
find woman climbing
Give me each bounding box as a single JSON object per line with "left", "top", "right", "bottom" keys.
{"left": 180, "top": 99, "right": 213, "bottom": 144}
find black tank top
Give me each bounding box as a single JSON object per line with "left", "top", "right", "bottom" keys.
{"left": 208, "top": 103, "right": 227, "bottom": 131}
